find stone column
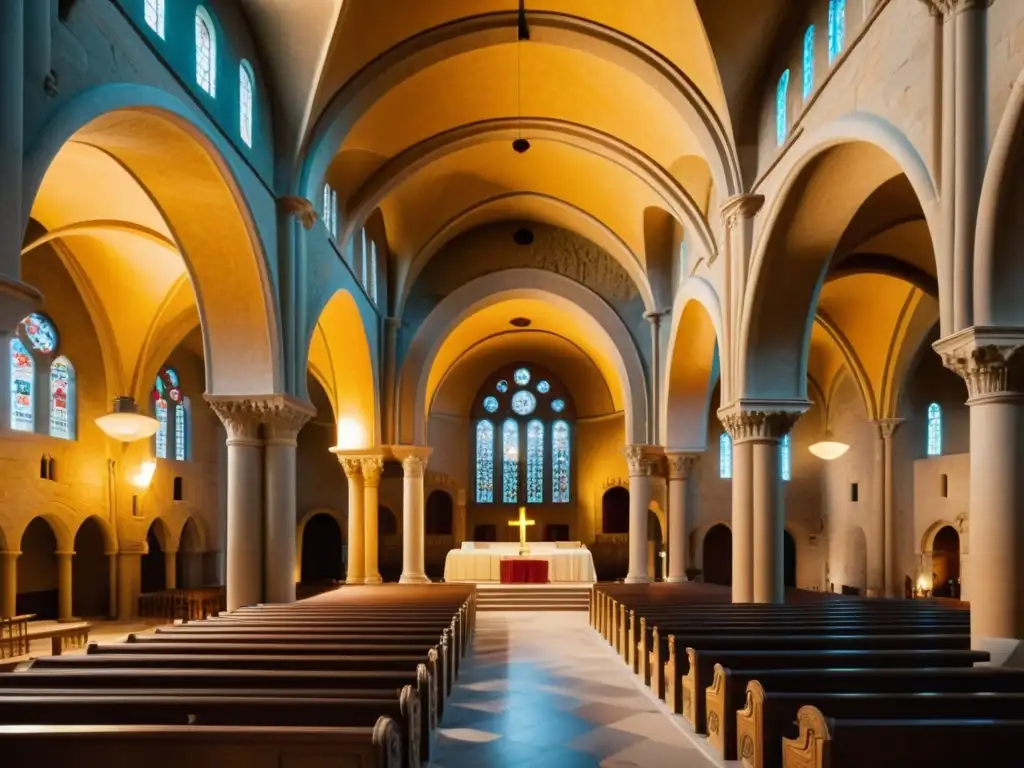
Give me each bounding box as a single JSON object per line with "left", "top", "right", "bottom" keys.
{"left": 719, "top": 194, "right": 766, "bottom": 399}
{"left": 624, "top": 445, "right": 661, "bottom": 583}
{"left": 396, "top": 448, "right": 432, "bottom": 584}
{"left": 338, "top": 457, "right": 365, "bottom": 584}
{"left": 56, "top": 551, "right": 73, "bottom": 621}
{"left": 935, "top": 329, "right": 1024, "bottom": 653}
{"left": 262, "top": 397, "right": 314, "bottom": 605}
{"left": 0, "top": 551, "right": 18, "bottom": 617}
{"left": 876, "top": 419, "right": 903, "bottom": 596}
{"left": 106, "top": 552, "right": 117, "bottom": 618}
{"left": 644, "top": 311, "right": 668, "bottom": 445}
{"left": 207, "top": 398, "right": 264, "bottom": 612}
{"left": 382, "top": 317, "right": 401, "bottom": 444}
{"left": 164, "top": 550, "right": 177, "bottom": 591}
{"left": 362, "top": 456, "right": 384, "bottom": 585}
{"left": 0, "top": 0, "right": 24, "bottom": 279}
{"left": 666, "top": 453, "right": 699, "bottom": 582}
{"left": 869, "top": 425, "right": 886, "bottom": 597}
{"left": 116, "top": 549, "right": 142, "bottom": 620}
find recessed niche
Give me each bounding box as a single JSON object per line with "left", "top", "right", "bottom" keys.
{"left": 513, "top": 228, "right": 534, "bottom": 246}
{"left": 173, "top": 476, "right": 183, "bottom": 501}
{"left": 850, "top": 483, "right": 859, "bottom": 503}
{"left": 940, "top": 474, "right": 948, "bottom": 498}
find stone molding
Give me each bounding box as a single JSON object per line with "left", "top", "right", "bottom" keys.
{"left": 262, "top": 397, "right": 316, "bottom": 442}
{"left": 919, "top": 0, "right": 993, "bottom": 17}
{"left": 277, "top": 195, "right": 318, "bottom": 230}
{"left": 717, "top": 401, "right": 807, "bottom": 443}
{"left": 666, "top": 452, "right": 700, "bottom": 481}
{"left": 362, "top": 456, "right": 385, "bottom": 488}
{"left": 720, "top": 193, "right": 765, "bottom": 229}
{"left": 624, "top": 445, "right": 663, "bottom": 477}
{"left": 401, "top": 455, "right": 427, "bottom": 478}
{"left": 933, "top": 326, "right": 1024, "bottom": 401}
{"left": 206, "top": 397, "right": 264, "bottom": 443}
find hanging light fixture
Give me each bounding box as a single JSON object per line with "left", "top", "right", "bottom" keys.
{"left": 95, "top": 396, "right": 160, "bottom": 443}
{"left": 512, "top": 0, "right": 531, "bottom": 154}
{"left": 808, "top": 431, "right": 850, "bottom": 461}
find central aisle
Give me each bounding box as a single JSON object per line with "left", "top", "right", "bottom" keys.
{"left": 431, "top": 611, "right": 718, "bottom": 767}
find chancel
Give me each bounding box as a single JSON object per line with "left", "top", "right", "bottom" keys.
{"left": 3, "top": 0, "right": 1024, "bottom": 765}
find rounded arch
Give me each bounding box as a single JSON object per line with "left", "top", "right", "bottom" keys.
{"left": 145, "top": 517, "right": 173, "bottom": 553}
{"left": 398, "top": 269, "right": 648, "bottom": 445}
{"left": 701, "top": 522, "right": 732, "bottom": 586}
{"left": 602, "top": 486, "right": 630, "bottom": 534}
{"left": 23, "top": 84, "right": 282, "bottom": 396}
{"left": 920, "top": 519, "right": 960, "bottom": 554}
{"left": 16, "top": 509, "right": 74, "bottom": 554}
{"left": 71, "top": 514, "right": 117, "bottom": 555}
{"left": 296, "top": 508, "right": 346, "bottom": 584}
{"left": 299, "top": 11, "right": 740, "bottom": 202}
{"left": 71, "top": 516, "right": 112, "bottom": 618}
{"left": 740, "top": 116, "right": 941, "bottom": 402}
{"left": 425, "top": 490, "right": 454, "bottom": 536}
{"left": 662, "top": 282, "right": 722, "bottom": 449}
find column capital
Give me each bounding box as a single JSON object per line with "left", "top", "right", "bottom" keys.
{"left": 933, "top": 326, "right": 1024, "bottom": 401}
{"left": 337, "top": 455, "right": 363, "bottom": 479}
{"left": 720, "top": 193, "right": 765, "bottom": 228}
{"left": 0, "top": 550, "right": 21, "bottom": 558}
{"left": 385, "top": 316, "right": 402, "bottom": 330}
{"left": 873, "top": 418, "right": 904, "bottom": 440}
{"left": 277, "top": 195, "right": 318, "bottom": 229}
{"left": 361, "top": 455, "right": 385, "bottom": 488}
{"left": 919, "top": 0, "right": 992, "bottom": 18}
{"left": 205, "top": 396, "right": 265, "bottom": 444}
{"left": 261, "top": 395, "right": 316, "bottom": 443}
{"left": 624, "top": 445, "right": 663, "bottom": 477}
{"left": 665, "top": 452, "right": 700, "bottom": 480}
{"left": 392, "top": 446, "right": 432, "bottom": 477}
{"left": 717, "top": 399, "right": 808, "bottom": 443}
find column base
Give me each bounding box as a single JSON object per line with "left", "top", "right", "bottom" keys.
{"left": 665, "top": 576, "right": 688, "bottom": 583}
{"left": 399, "top": 574, "right": 431, "bottom": 584}
{"left": 624, "top": 574, "right": 651, "bottom": 584}
{"left": 345, "top": 576, "right": 365, "bottom": 585}
{"left": 363, "top": 574, "right": 383, "bottom": 585}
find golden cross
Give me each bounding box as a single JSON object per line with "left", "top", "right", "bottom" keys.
{"left": 508, "top": 506, "right": 535, "bottom": 550}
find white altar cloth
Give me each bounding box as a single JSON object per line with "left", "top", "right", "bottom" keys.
{"left": 443, "top": 542, "right": 596, "bottom": 583}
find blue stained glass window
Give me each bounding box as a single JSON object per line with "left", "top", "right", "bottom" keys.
{"left": 476, "top": 420, "right": 494, "bottom": 503}
{"left": 776, "top": 69, "right": 790, "bottom": 146}
{"left": 195, "top": 8, "right": 217, "bottom": 97}
{"left": 22, "top": 313, "right": 57, "bottom": 354}
{"left": 536, "top": 380, "right": 550, "bottom": 394}
{"left": 483, "top": 396, "right": 499, "bottom": 413}
{"left": 803, "top": 26, "right": 815, "bottom": 100}
{"left": 496, "top": 380, "right": 508, "bottom": 393}
{"left": 511, "top": 390, "right": 536, "bottom": 416}
{"left": 781, "top": 434, "right": 791, "bottom": 481}
{"left": 239, "top": 61, "right": 255, "bottom": 147}
{"left": 828, "top": 0, "right": 846, "bottom": 64}
{"left": 502, "top": 419, "right": 519, "bottom": 503}
{"left": 145, "top": 0, "right": 165, "bottom": 38}
{"left": 552, "top": 420, "right": 570, "bottom": 503}
{"left": 154, "top": 396, "right": 169, "bottom": 459}
{"left": 50, "top": 356, "right": 75, "bottom": 440}
{"left": 526, "top": 420, "right": 544, "bottom": 504}
{"left": 10, "top": 338, "right": 34, "bottom": 433}
{"left": 927, "top": 403, "right": 942, "bottom": 456}
{"left": 719, "top": 433, "right": 733, "bottom": 479}
{"left": 551, "top": 399, "right": 565, "bottom": 413}
{"left": 514, "top": 368, "right": 530, "bottom": 386}
{"left": 175, "top": 399, "right": 188, "bottom": 461}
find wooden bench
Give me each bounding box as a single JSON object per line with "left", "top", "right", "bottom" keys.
{"left": 780, "top": 706, "right": 1024, "bottom": 768}
{"left": 0, "top": 721, "right": 404, "bottom": 768}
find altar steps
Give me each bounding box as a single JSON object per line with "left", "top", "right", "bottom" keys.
{"left": 475, "top": 585, "right": 592, "bottom": 612}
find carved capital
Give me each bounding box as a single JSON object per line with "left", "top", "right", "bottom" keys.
{"left": 402, "top": 454, "right": 427, "bottom": 478}
{"left": 920, "top": 0, "right": 992, "bottom": 17}
{"left": 718, "top": 401, "right": 805, "bottom": 443}
{"left": 873, "top": 418, "right": 903, "bottom": 441}
{"left": 277, "top": 196, "right": 318, "bottom": 230}
{"left": 720, "top": 194, "right": 765, "bottom": 230}
{"left": 361, "top": 456, "right": 384, "bottom": 488}
{"left": 261, "top": 396, "right": 316, "bottom": 442}
{"left": 205, "top": 396, "right": 264, "bottom": 443}
{"left": 933, "top": 327, "right": 1024, "bottom": 401}
{"left": 666, "top": 453, "right": 700, "bottom": 481}
{"left": 340, "top": 457, "right": 363, "bottom": 479}
{"left": 624, "top": 445, "right": 663, "bottom": 477}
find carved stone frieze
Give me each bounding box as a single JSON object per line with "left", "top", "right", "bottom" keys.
{"left": 666, "top": 453, "right": 700, "bottom": 481}
{"left": 277, "top": 195, "right": 318, "bottom": 230}
{"left": 624, "top": 445, "right": 663, "bottom": 477}
{"left": 362, "top": 456, "right": 384, "bottom": 488}
{"left": 933, "top": 327, "right": 1024, "bottom": 400}
{"left": 718, "top": 408, "right": 801, "bottom": 443}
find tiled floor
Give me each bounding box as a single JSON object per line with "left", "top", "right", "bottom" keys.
{"left": 431, "top": 611, "right": 718, "bottom": 767}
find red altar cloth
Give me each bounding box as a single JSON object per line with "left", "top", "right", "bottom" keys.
{"left": 500, "top": 558, "right": 549, "bottom": 584}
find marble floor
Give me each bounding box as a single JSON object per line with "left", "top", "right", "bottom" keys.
{"left": 431, "top": 611, "right": 721, "bottom": 768}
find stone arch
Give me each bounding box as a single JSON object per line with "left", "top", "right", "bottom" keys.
{"left": 398, "top": 269, "right": 648, "bottom": 445}
{"left": 71, "top": 516, "right": 112, "bottom": 619}
{"left": 702, "top": 522, "right": 732, "bottom": 586}
{"left": 740, "top": 116, "right": 941, "bottom": 402}
{"left": 23, "top": 84, "right": 282, "bottom": 396}
{"left": 70, "top": 515, "right": 118, "bottom": 555}
{"left": 662, "top": 281, "right": 722, "bottom": 449}
{"left": 601, "top": 486, "right": 630, "bottom": 534}
{"left": 16, "top": 508, "right": 74, "bottom": 554}
{"left": 425, "top": 490, "right": 454, "bottom": 536}
{"left": 141, "top": 517, "right": 171, "bottom": 593}
{"left": 296, "top": 508, "right": 346, "bottom": 584}
{"left": 16, "top": 515, "right": 64, "bottom": 619}
{"left": 929, "top": 525, "right": 961, "bottom": 597}
{"left": 921, "top": 519, "right": 961, "bottom": 555}
{"left": 300, "top": 11, "right": 740, "bottom": 203}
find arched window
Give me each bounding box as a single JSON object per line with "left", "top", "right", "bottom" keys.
{"left": 239, "top": 61, "right": 254, "bottom": 147}
{"left": 370, "top": 241, "right": 378, "bottom": 304}
{"left": 195, "top": 7, "right": 217, "bottom": 96}
{"left": 153, "top": 367, "right": 189, "bottom": 460}
{"left": 361, "top": 229, "right": 370, "bottom": 289}
{"left": 322, "top": 184, "right": 337, "bottom": 238}
{"left": 502, "top": 419, "right": 519, "bottom": 503}
{"left": 10, "top": 338, "right": 34, "bottom": 433}
{"left": 475, "top": 420, "right": 494, "bottom": 502}
{"left": 719, "top": 433, "right": 733, "bottom": 479}
{"left": 780, "top": 434, "right": 791, "bottom": 481}
{"left": 927, "top": 402, "right": 942, "bottom": 456}
{"left": 526, "top": 420, "right": 544, "bottom": 503}
{"left": 776, "top": 69, "right": 791, "bottom": 146}
{"left": 49, "top": 356, "right": 76, "bottom": 440}
{"left": 828, "top": 0, "right": 846, "bottom": 64}
{"left": 802, "top": 26, "right": 815, "bottom": 99}
{"left": 144, "top": 0, "right": 165, "bottom": 38}
{"left": 552, "top": 420, "right": 570, "bottom": 502}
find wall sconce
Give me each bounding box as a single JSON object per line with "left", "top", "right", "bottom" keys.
{"left": 130, "top": 460, "right": 157, "bottom": 517}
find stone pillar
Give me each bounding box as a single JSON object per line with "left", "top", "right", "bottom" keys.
{"left": 666, "top": 453, "right": 699, "bottom": 582}
{"left": 875, "top": 419, "right": 903, "bottom": 596}
{"left": 338, "top": 457, "right": 365, "bottom": 584}
{"left": 207, "top": 398, "right": 264, "bottom": 612}
{"left": 869, "top": 426, "right": 886, "bottom": 597}
{"left": 56, "top": 551, "right": 73, "bottom": 621}
{"left": 644, "top": 311, "right": 668, "bottom": 445}
{"left": 0, "top": 0, "right": 24, "bottom": 279}
{"left": 164, "top": 550, "right": 177, "bottom": 591}
{"left": 262, "top": 398, "right": 314, "bottom": 604}
{"left": 935, "top": 329, "right": 1024, "bottom": 655}
{"left": 397, "top": 448, "right": 432, "bottom": 584}
{"left": 116, "top": 550, "right": 142, "bottom": 620}
{"left": 0, "top": 551, "right": 18, "bottom": 617}
{"left": 362, "top": 456, "right": 384, "bottom": 585}
{"left": 719, "top": 194, "right": 766, "bottom": 398}
{"left": 106, "top": 553, "right": 117, "bottom": 618}
{"left": 382, "top": 318, "right": 401, "bottom": 444}
{"left": 624, "top": 445, "right": 661, "bottom": 583}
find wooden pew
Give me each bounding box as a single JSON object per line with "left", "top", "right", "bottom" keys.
{"left": 707, "top": 664, "right": 1024, "bottom": 761}
{"left": 780, "top": 705, "right": 1024, "bottom": 768}
{"left": 0, "top": 721, "right": 405, "bottom": 768}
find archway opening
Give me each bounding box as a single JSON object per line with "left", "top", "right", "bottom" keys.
{"left": 17, "top": 517, "right": 59, "bottom": 618}
{"left": 378, "top": 505, "right": 399, "bottom": 582}
{"left": 602, "top": 487, "right": 629, "bottom": 534}
{"left": 932, "top": 525, "right": 961, "bottom": 598}
{"left": 72, "top": 517, "right": 110, "bottom": 618}
{"left": 784, "top": 530, "right": 797, "bottom": 589}
{"left": 647, "top": 509, "right": 664, "bottom": 581}
{"left": 141, "top": 520, "right": 168, "bottom": 594}
{"left": 843, "top": 526, "right": 868, "bottom": 595}
{"left": 301, "top": 513, "right": 344, "bottom": 585}
{"left": 426, "top": 490, "right": 454, "bottom": 535}
{"left": 177, "top": 517, "right": 205, "bottom": 589}
{"left": 702, "top": 524, "right": 732, "bottom": 587}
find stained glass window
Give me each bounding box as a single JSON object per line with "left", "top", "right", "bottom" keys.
{"left": 475, "top": 420, "right": 494, "bottom": 502}
{"left": 719, "top": 433, "right": 733, "bottom": 479}
{"left": 511, "top": 390, "right": 536, "bottom": 416}
{"left": 175, "top": 398, "right": 188, "bottom": 461}
{"left": 803, "top": 26, "right": 815, "bottom": 100}
{"left": 239, "top": 62, "right": 254, "bottom": 147}
{"left": 551, "top": 399, "right": 565, "bottom": 413}
{"left": 22, "top": 313, "right": 57, "bottom": 353}
{"left": 145, "top": 0, "right": 165, "bottom": 38}
{"left": 536, "top": 380, "right": 550, "bottom": 393}
{"left": 828, "top": 0, "right": 846, "bottom": 64}
{"left": 776, "top": 69, "right": 790, "bottom": 146}
{"left": 50, "top": 356, "right": 75, "bottom": 440}
{"left": 781, "top": 434, "right": 791, "bottom": 481}
{"left": 370, "top": 241, "right": 378, "bottom": 304}
{"left": 526, "top": 420, "right": 544, "bottom": 503}
{"left": 552, "top": 420, "right": 570, "bottom": 503}
{"left": 514, "top": 368, "right": 530, "bottom": 385}
{"left": 502, "top": 419, "right": 519, "bottom": 503}
{"left": 195, "top": 8, "right": 216, "bottom": 96}
{"left": 496, "top": 380, "right": 508, "bottom": 393}
{"left": 927, "top": 403, "right": 942, "bottom": 456}
{"left": 154, "top": 393, "right": 169, "bottom": 459}
{"left": 153, "top": 367, "right": 188, "bottom": 460}
{"left": 483, "top": 396, "right": 499, "bottom": 413}
{"left": 10, "top": 338, "right": 34, "bottom": 433}
{"left": 361, "top": 229, "right": 369, "bottom": 288}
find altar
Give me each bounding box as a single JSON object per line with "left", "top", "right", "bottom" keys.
{"left": 443, "top": 542, "right": 597, "bottom": 583}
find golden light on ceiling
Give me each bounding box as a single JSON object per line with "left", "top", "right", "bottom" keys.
{"left": 336, "top": 417, "right": 367, "bottom": 451}
{"left": 94, "top": 396, "right": 160, "bottom": 442}
{"left": 808, "top": 439, "right": 850, "bottom": 461}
